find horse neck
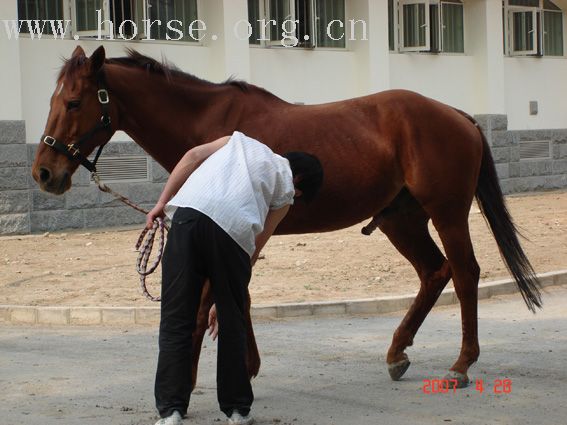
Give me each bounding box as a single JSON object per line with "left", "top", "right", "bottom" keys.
{"left": 105, "top": 64, "right": 274, "bottom": 171}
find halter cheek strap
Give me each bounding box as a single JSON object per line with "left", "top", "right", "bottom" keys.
{"left": 42, "top": 73, "right": 112, "bottom": 173}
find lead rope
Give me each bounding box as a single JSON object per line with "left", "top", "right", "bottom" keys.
{"left": 92, "top": 172, "right": 165, "bottom": 302}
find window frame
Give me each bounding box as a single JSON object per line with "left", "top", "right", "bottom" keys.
{"left": 542, "top": 8, "right": 564, "bottom": 55}
{"left": 440, "top": 0, "right": 465, "bottom": 53}
{"left": 507, "top": 6, "right": 540, "bottom": 56}
{"left": 72, "top": 0, "right": 111, "bottom": 38}
{"left": 399, "top": 0, "right": 431, "bottom": 52}
{"left": 504, "top": 0, "right": 565, "bottom": 57}
{"left": 391, "top": 0, "right": 464, "bottom": 54}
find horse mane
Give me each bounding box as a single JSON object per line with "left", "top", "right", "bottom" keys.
{"left": 59, "top": 48, "right": 271, "bottom": 96}
{"left": 58, "top": 53, "right": 88, "bottom": 81}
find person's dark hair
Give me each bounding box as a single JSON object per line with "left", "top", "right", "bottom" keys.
{"left": 283, "top": 152, "right": 324, "bottom": 203}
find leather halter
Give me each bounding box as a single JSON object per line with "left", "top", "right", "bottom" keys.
{"left": 42, "top": 72, "right": 112, "bottom": 173}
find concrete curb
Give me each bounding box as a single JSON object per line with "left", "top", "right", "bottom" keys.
{"left": 1, "top": 270, "right": 566, "bottom": 326}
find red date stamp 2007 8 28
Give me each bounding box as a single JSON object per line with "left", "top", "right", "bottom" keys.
{"left": 422, "top": 378, "right": 512, "bottom": 394}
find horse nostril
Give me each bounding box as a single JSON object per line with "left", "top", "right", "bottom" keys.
{"left": 39, "top": 167, "right": 51, "bottom": 183}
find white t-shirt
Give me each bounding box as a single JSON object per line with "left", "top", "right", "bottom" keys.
{"left": 165, "top": 131, "right": 295, "bottom": 257}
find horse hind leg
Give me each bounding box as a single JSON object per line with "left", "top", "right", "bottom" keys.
{"left": 191, "top": 281, "right": 260, "bottom": 390}
{"left": 432, "top": 215, "right": 481, "bottom": 388}
{"left": 371, "top": 189, "right": 452, "bottom": 381}
{"left": 244, "top": 290, "right": 261, "bottom": 380}
{"left": 191, "top": 283, "right": 214, "bottom": 389}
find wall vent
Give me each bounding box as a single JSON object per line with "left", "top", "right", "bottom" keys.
{"left": 90, "top": 155, "right": 150, "bottom": 183}
{"left": 519, "top": 140, "right": 551, "bottom": 161}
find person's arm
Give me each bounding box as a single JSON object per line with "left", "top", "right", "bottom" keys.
{"left": 145, "top": 136, "right": 230, "bottom": 228}
{"left": 250, "top": 204, "right": 290, "bottom": 266}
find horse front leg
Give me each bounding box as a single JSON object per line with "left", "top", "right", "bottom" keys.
{"left": 191, "top": 280, "right": 261, "bottom": 389}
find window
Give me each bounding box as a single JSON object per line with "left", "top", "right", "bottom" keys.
{"left": 248, "top": 0, "right": 262, "bottom": 45}
{"left": 17, "top": 0, "right": 64, "bottom": 33}
{"left": 248, "top": 0, "right": 346, "bottom": 48}
{"left": 505, "top": 0, "right": 564, "bottom": 56}
{"left": 400, "top": 0, "right": 430, "bottom": 52}
{"left": 19, "top": 0, "right": 199, "bottom": 40}
{"left": 543, "top": 1, "right": 563, "bottom": 55}
{"left": 268, "top": 0, "right": 298, "bottom": 46}
{"left": 388, "top": 0, "right": 395, "bottom": 50}
{"left": 72, "top": 0, "right": 198, "bottom": 40}
{"left": 147, "top": 0, "right": 198, "bottom": 41}
{"left": 441, "top": 1, "right": 464, "bottom": 52}
{"left": 390, "top": 0, "right": 464, "bottom": 53}
{"left": 315, "top": 0, "right": 346, "bottom": 48}
{"left": 73, "top": 0, "right": 107, "bottom": 37}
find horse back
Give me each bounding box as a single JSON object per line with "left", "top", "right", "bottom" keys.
{"left": 239, "top": 90, "right": 483, "bottom": 234}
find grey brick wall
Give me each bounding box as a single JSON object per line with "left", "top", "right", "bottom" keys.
{"left": 1, "top": 117, "right": 566, "bottom": 235}
{"left": 0, "top": 121, "right": 30, "bottom": 234}
{"left": 24, "top": 144, "right": 166, "bottom": 233}
{"left": 0, "top": 120, "right": 166, "bottom": 235}
{"left": 477, "top": 116, "right": 567, "bottom": 194}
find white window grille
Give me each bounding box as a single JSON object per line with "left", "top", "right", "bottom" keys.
{"left": 519, "top": 140, "right": 551, "bottom": 161}
{"left": 90, "top": 155, "right": 151, "bottom": 183}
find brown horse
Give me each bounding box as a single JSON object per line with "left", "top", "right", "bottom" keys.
{"left": 32, "top": 46, "right": 541, "bottom": 389}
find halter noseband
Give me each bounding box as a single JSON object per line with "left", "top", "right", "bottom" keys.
{"left": 42, "top": 72, "right": 112, "bottom": 173}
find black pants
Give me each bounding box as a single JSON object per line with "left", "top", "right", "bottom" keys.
{"left": 155, "top": 207, "right": 253, "bottom": 418}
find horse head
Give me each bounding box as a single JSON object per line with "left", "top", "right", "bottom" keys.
{"left": 32, "top": 45, "right": 115, "bottom": 194}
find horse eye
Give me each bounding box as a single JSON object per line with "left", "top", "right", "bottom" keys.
{"left": 67, "top": 100, "right": 81, "bottom": 111}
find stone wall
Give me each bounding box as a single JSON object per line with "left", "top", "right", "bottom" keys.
{"left": 1, "top": 117, "right": 566, "bottom": 235}
{"left": 0, "top": 121, "right": 30, "bottom": 234}
{"left": 476, "top": 115, "right": 567, "bottom": 193}
{"left": 0, "top": 120, "right": 166, "bottom": 235}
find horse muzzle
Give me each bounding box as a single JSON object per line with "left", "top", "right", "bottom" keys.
{"left": 33, "top": 165, "right": 72, "bottom": 195}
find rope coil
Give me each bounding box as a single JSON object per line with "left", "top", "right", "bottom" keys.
{"left": 92, "top": 172, "right": 166, "bottom": 302}
{"left": 134, "top": 218, "right": 165, "bottom": 301}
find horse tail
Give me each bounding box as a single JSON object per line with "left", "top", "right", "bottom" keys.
{"left": 455, "top": 109, "right": 542, "bottom": 312}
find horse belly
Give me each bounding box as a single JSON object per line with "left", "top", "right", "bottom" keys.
{"left": 277, "top": 163, "right": 403, "bottom": 234}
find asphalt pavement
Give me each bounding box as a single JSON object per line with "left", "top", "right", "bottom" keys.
{"left": 1, "top": 286, "right": 566, "bottom": 425}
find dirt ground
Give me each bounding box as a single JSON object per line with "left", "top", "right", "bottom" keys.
{"left": 1, "top": 191, "right": 566, "bottom": 307}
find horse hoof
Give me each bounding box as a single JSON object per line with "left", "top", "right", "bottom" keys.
{"left": 444, "top": 371, "right": 470, "bottom": 388}
{"left": 388, "top": 359, "right": 411, "bottom": 381}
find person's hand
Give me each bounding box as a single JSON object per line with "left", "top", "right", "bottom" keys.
{"left": 146, "top": 202, "right": 165, "bottom": 229}
{"left": 208, "top": 304, "right": 218, "bottom": 341}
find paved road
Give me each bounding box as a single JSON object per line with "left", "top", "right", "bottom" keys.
{"left": 1, "top": 286, "right": 566, "bottom": 425}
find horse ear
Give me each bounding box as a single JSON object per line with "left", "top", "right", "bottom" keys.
{"left": 71, "top": 45, "right": 86, "bottom": 58}
{"left": 89, "top": 45, "right": 106, "bottom": 74}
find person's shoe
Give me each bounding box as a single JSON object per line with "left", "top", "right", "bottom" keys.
{"left": 228, "top": 411, "right": 254, "bottom": 425}
{"left": 155, "top": 410, "right": 183, "bottom": 425}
